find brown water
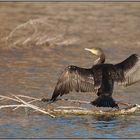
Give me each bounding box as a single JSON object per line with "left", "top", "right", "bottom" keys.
{"left": 0, "top": 2, "right": 140, "bottom": 138}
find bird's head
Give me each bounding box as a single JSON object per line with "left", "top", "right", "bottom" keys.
{"left": 84, "top": 47, "right": 103, "bottom": 56}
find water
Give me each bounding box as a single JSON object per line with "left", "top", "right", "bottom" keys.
{"left": 0, "top": 114, "right": 140, "bottom": 138}
{"left": 0, "top": 3, "right": 140, "bottom": 138}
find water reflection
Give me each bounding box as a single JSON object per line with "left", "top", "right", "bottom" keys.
{"left": 0, "top": 112, "right": 139, "bottom": 138}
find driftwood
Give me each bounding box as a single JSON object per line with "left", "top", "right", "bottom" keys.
{"left": 0, "top": 95, "right": 140, "bottom": 118}
{"left": 51, "top": 104, "right": 140, "bottom": 116}
{"left": 46, "top": 99, "right": 140, "bottom": 116}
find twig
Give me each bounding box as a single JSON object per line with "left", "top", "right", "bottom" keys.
{"left": 0, "top": 94, "right": 40, "bottom": 111}
{"left": 17, "top": 95, "right": 41, "bottom": 100}
{"left": 0, "top": 104, "right": 27, "bottom": 109}
{"left": 13, "top": 98, "right": 40, "bottom": 111}
{"left": 0, "top": 95, "right": 20, "bottom": 102}
{"left": 12, "top": 95, "right": 55, "bottom": 118}
{"left": 116, "top": 101, "right": 131, "bottom": 107}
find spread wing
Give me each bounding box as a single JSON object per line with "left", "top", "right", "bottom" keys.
{"left": 113, "top": 54, "right": 140, "bottom": 86}
{"left": 50, "top": 65, "right": 101, "bottom": 101}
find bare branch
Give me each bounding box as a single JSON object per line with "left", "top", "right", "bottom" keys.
{"left": 0, "top": 95, "right": 20, "bottom": 102}
{"left": 0, "top": 104, "right": 27, "bottom": 109}
{"left": 17, "top": 95, "right": 41, "bottom": 100}
{"left": 12, "top": 95, "right": 55, "bottom": 118}
{"left": 13, "top": 98, "right": 40, "bottom": 111}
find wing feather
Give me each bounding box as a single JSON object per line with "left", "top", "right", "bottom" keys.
{"left": 50, "top": 65, "right": 101, "bottom": 101}
{"left": 113, "top": 54, "right": 140, "bottom": 86}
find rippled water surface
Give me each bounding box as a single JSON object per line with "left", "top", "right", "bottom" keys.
{"left": 0, "top": 3, "right": 140, "bottom": 138}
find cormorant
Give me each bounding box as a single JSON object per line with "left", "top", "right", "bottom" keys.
{"left": 49, "top": 48, "right": 140, "bottom": 108}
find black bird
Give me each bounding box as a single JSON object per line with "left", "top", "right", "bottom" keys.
{"left": 49, "top": 48, "right": 140, "bottom": 108}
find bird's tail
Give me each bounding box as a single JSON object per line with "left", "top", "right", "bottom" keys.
{"left": 91, "top": 95, "right": 119, "bottom": 108}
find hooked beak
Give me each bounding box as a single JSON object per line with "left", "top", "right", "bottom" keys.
{"left": 85, "top": 48, "right": 92, "bottom": 52}
{"left": 84, "top": 48, "right": 97, "bottom": 55}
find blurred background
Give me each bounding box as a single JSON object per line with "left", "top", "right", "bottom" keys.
{"left": 0, "top": 2, "right": 140, "bottom": 138}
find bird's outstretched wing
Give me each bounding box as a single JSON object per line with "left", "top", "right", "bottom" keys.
{"left": 113, "top": 54, "right": 140, "bottom": 86}
{"left": 50, "top": 65, "right": 101, "bottom": 101}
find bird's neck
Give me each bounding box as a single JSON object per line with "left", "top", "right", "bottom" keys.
{"left": 94, "top": 54, "right": 105, "bottom": 65}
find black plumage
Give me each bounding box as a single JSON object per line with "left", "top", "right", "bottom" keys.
{"left": 49, "top": 48, "right": 140, "bottom": 108}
